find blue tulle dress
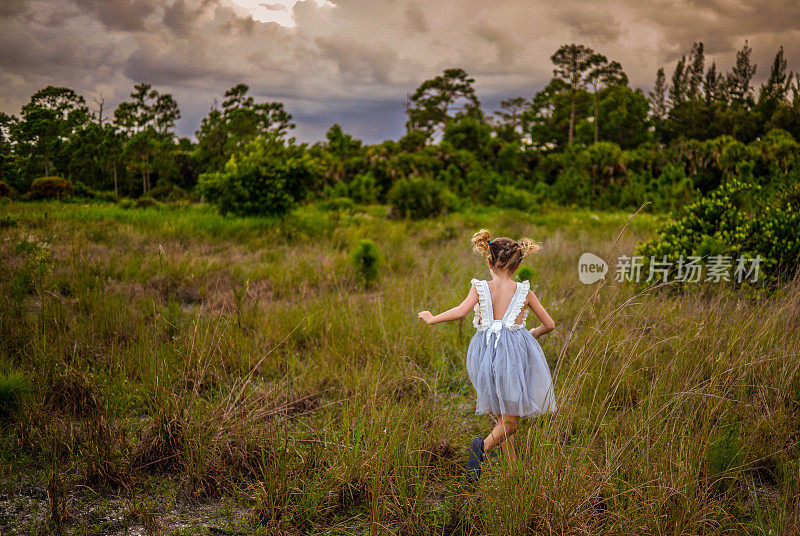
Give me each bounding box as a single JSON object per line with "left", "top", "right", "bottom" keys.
{"left": 465, "top": 278, "right": 557, "bottom": 417}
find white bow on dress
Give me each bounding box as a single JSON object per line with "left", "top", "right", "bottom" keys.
{"left": 485, "top": 320, "right": 504, "bottom": 348}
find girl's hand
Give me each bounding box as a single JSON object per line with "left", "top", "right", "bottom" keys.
{"left": 418, "top": 311, "right": 434, "bottom": 324}
{"left": 529, "top": 327, "right": 540, "bottom": 339}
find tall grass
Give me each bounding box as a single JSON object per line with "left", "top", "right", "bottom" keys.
{"left": 0, "top": 199, "right": 797, "bottom": 534}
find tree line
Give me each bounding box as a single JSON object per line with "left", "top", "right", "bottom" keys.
{"left": 1, "top": 41, "right": 799, "bottom": 217}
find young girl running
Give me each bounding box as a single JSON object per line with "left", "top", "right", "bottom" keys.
{"left": 418, "top": 229, "right": 557, "bottom": 481}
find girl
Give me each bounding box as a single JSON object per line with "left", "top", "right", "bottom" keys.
{"left": 418, "top": 229, "right": 557, "bottom": 481}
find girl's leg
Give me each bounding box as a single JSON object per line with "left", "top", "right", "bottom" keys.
{"left": 500, "top": 428, "right": 517, "bottom": 467}
{"left": 483, "top": 414, "right": 519, "bottom": 453}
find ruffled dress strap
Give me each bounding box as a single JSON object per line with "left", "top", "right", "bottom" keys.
{"left": 471, "top": 278, "right": 492, "bottom": 330}
{"left": 503, "top": 280, "right": 531, "bottom": 325}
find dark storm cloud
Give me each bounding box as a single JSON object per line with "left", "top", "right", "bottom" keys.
{"left": 0, "top": 0, "right": 27, "bottom": 17}
{"left": 471, "top": 23, "right": 520, "bottom": 65}
{"left": 123, "top": 45, "right": 223, "bottom": 85}
{"left": 162, "top": 0, "right": 203, "bottom": 36}
{"left": 555, "top": 5, "right": 625, "bottom": 44}
{"left": 0, "top": 8, "right": 118, "bottom": 78}
{"left": 315, "top": 36, "right": 400, "bottom": 84}
{"left": 403, "top": 3, "right": 428, "bottom": 34}
{"left": 72, "top": 0, "right": 158, "bottom": 32}
{"left": 628, "top": 0, "right": 800, "bottom": 81}
{"left": 1, "top": 0, "right": 799, "bottom": 142}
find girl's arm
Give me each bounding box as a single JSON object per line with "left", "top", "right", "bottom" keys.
{"left": 418, "top": 285, "right": 479, "bottom": 325}
{"left": 526, "top": 289, "right": 556, "bottom": 339}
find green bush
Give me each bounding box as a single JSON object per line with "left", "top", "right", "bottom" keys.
{"left": 636, "top": 176, "right": 800, "bottom": 284}
{"left": 348, "top": 172, "right": 380, "bottom": 204}
{"left": 134, "top": 197, "right": 161, "bottom": 209}
{"left": 495, "top": 185, "right": 537, "bottom": 211}
{"left": 653, "top": 164, "right": 699, "bottom": 213}
{"left": 320, "top": 173, "right": 379, "bottom": 205}
{"left": 318, "top": 196, "right": 356, "bottom": 212}
{"left": 350, "top": 239, "right": 382, "bottom": 288}
{"left": 551, "top": 168, "right": 590, "bottom": 206}
{"left": 0, "top": 371, "right": 30, "bottom": 419}
{"left": 149, "top": 182, "right": 188, "bottom": 202}
{"left": 198, "top": 136, "right": 319, "bottom": 218}
{"left": 531, "top": 182, "right": 550, "bottom": 203}
{"left": 28, "top": 176, "right": 73, "bottom": 200}
{"left": 322, "top": 181, "right": 350, "bottom": 200}
{"left": 575, "top": 141, "right": 626, "bottom": 196}
{"left": 118, "top": 198, "right": 135, "bottom": 210}
{"left": 387, "top": 176, "right": 451, "bottom": 219}
{"left": 72, "top": 180, "right": 97, "bottom": 199}
{"left": 516, "top": 265, "right": 535, "bottom": 282}
{"left": 0, "top": 180, "right": 15, "bottom": 198}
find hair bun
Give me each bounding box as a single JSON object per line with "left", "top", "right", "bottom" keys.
{"left": 471, "top": 229, "right": 492, "bottom": 260}
{"left": 518, "top": 238, "right": 541, "bottom": 256}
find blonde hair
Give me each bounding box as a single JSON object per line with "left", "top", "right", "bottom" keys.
{"left": 471, "top": 228, "right": 540, "bottom": 273}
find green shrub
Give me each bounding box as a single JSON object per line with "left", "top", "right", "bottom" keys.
{"left": 350, "top": 239, "right": 382, "bottom": 288}
{"left": 318, "top": 196, "right": 356, "bottom": 212}
{"left": 387, "top": 176, "right": 450, "bottom": 219}
{"left": 652, "top": 164, "right": 699, "bottom": 213}
{"left": 28, "top": 176, "right": 73, "bottom": 200}
{"left": 551, "top": 168, "right": 590, "bottom": 206}
{"left": 198, "top": 136, "right": 318, "bottom": 218}
{"left": 149, "top": 182, "right": 188, "bottom": 202}
{"left": 531, "top": 182, "right": 550, "bottom": 203}
{"left": 465, "top": 168, "right": 503, "bottom": 202}
{"left": 349, "top": 172, "right": 380, "bottom": 204}
{"left": 320, "top": 174, "right": 379, "bottom": 205}
{"left": 134, "top": 197, "right": 161, "bottom": 209}
{"left": 0, "top": 371, "right": 30, "bottom": 419}
{"left": 118, "top": 198, "right": 135, "bottom": 210}
{"left": 516, "top": 265, "right": 535, "bottom": 282}
{"left": 636, "top": 176, "right": 800, "bottom": 284}
{"left": 322, "top": 181, "right": 350, "bottom": 200}
{"left": 495, "top": 185, "right": 537, "bottom": 211}
{"left": 72, "top": 180, "right": 97, "bottom": 199}
{"left": 0, "top": 180, "right": 15, "bottom": 198}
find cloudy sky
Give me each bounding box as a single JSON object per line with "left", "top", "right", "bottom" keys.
{"left": 1, "top": 0, "right": 798, "bottom": 143}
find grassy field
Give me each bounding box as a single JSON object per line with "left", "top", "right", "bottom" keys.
{"left": 1, "top": 199, "right": 799, "bottom": 535}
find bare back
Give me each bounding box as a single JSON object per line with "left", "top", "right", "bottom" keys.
{"left": 486, "top": 279, "right": 527, "bottom": 325}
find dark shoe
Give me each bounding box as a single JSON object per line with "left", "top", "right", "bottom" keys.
{"left": 465, "top": 437, "right": 485, "bottom": 482}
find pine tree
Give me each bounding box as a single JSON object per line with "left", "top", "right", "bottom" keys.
{"left": 551, "top": 44, "right": 602, "bottom": 146}
{"left": 792, "top": 73, "right": 800, "bottom": 104}
{"left": 404, "top": 68, "right": 481, "bottom": 140}
{"left": 727, "top": 40, "right": 757, "bottom": 107}
{"left": 687, "top": 42, "right": 705, "bottom": 101}
{"left": 704, "top": 62, "right": 726, "bottom": 105}
{"left": 758, "top": 46, "right": 793, "bottom": 120}
{"left": 649, "top": 67, "right": 669, "bottom": 121}
{"left": 587, "top": 55, "right": 627, "bottom": 144}
{"left": 669, "top": 56, "right": 688, "bottom": 106}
